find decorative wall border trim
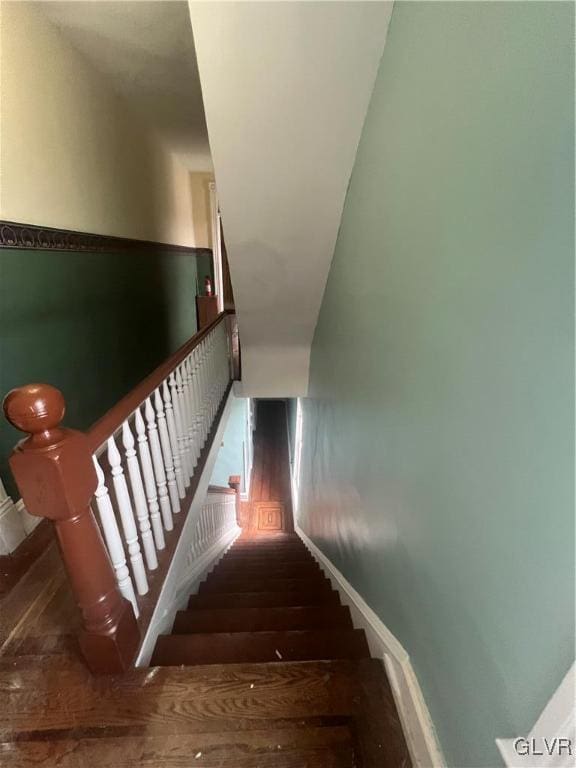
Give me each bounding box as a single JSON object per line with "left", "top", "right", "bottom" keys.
{"left": 0, "top": 220, "right": 213, "bottom": 256}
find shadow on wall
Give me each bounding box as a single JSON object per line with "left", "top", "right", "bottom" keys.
{"left": 0, "top": 246, "right": 200, "bottom": 497}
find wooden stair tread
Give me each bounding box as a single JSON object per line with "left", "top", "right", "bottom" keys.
{"left": 172, "top": 605, "right": 353, "bottom": 634}
{"left": 151, "top": 629, "right": 370, "bottom": 666}
{"left": 212, "top": 561, "right": 321, "bottom": 575}
{"left": 2, "top": 654, "right": 410, "bottom": 766}
{"left": 188, "top": 589, "right": 341, "bottom": 609}
{"left": 228, "top": 543, "right": 308, "bottom": 553}
{"left": 223, "top": 547, "right": 311, "bottom": 558}
{"left": 3, "top": 658, "right": 383, "bottom": 733}
{"left": 217, "top": 555, "right": 314, "bottom": 570}
{"left": 232, "top": 540, "right": 304, "bottom": 547}
{"left": 198, "top": 575, "right": 332, "bottom": 594}
{"left": 4, "top": 726, "right": 357, "bottom": 767}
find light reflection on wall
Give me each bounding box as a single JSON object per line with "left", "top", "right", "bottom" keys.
{"left": 297, "top": 398, "right": 398, "bottom": 554}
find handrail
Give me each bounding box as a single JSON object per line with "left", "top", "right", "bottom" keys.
{"left": 208, "top": 485, "right": 236, "bottom": 495}
{"left": 88, "top": 312, "right": 227, "bottom": 453}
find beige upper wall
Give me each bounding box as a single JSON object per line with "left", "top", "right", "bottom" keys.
{"left": 189, "top": 172, "right": 214, "bottom": 249}
{"left": 0, "top": 1, "right": 204, "bottom": 246}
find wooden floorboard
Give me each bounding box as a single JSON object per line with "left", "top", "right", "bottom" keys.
{"left": 1, "top": 725, "right": 357, "bottom": 767}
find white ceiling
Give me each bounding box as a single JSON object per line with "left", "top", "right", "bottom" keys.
{"left": 37, "top": 1, "right": 211, "bottom": 171}
{"left": 190, "top": 1, "right": 393, "bottom": 396}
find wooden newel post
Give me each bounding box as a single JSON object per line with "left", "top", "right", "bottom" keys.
{"left": 3, "top": 384, "right": 140, "bottom": 674}
{"left": 228, "top": 474, "right": 241, "bottom": 524}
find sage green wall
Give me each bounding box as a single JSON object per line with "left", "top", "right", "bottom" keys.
{"left": 0, "top": 247, "right": 199, "bottom": 496}
{"left": 297, "top": 3, "right": 574, "bottom": 766}
{"left": 210, "top": 394, "right": 249, "bottom": 492}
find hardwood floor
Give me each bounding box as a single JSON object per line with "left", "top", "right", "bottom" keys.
{"left": 241, "top": 400, "right": 294, "bottom": 535}
{"left": 0, "top": 400, "right": 411, "bottom": 767}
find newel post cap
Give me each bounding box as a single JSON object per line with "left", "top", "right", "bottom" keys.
{"left": 4, "top": 383, "right": 66, "bottom": 444}
{"left": 3, "top": 384, "right": 97, "bottom": 520}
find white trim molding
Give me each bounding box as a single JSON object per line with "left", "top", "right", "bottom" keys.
{"left": 15, "top": 498, "right": 41, "bottom": 536}
{"left": 497, "top": 664, "right": 576, "bottom": 768}
{"left": 208, "top": 181, "right": 224, "bottom": 314}
{"left": 0, "top": 476, "right": 27, "bottom": 554}
{"left": 296, "top": 524, "right": 446, "bottom": 768}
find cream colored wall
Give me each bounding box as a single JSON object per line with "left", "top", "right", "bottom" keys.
{"left": 189, "top": 172, "right": 214, "bottom": 248}
{"left": 0, "top": 1, "right": 196, "bottom": 246}
{"left": 190, "top": 2, "right": 392, "bottom": 395}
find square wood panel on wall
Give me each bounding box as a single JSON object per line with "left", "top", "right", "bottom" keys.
{"left": 256, "top": 502, "right": 284, "bottom": 531}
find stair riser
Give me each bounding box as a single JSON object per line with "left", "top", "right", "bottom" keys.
{"left": 222, "top": 552, "right": 313, "bottom": 562}
{"left": 151, "top": 630, "right": 370, "bottom": 666}
{"left": 188, "top": 591, "right": 341, "bottom": 609}
{"left": 220, "top": 560, "right": 314, "bottom": 570}
{"left": 173, "top": 606, "right": 353, "bottom": 634}
{"left": 227, "top": 550, "right": 309, "bottom": 559}
{"left": 199, "top": 578, "right": 332, "bottom": 595}
{"left": 211, "top": 569, "right": 322, "bottom": 582}
{"left": 213, "top": 563, "right": 321, "bottom": 576}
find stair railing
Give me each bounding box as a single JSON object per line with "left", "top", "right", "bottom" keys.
{"left": 186, "top": 484, "right": 239, "bottom": 569}
{"left": 2, "top": 311, "right": 237, "bottom": 673}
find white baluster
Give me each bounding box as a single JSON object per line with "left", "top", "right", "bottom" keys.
{"left": 135, "top": 407, "right": 165, "bottom": 551}
{"left": 206, "top": 336, "right": 214, "bottom": 431}
{"left": 210, "top": 504, "right": 216, "bottom": 542}
{"left": 122, "top": 420, "right": 158, "bottom": 572}
{"left": 187, "top": 359, "right": 202, "bottom": 468}
{"left": 200, "top": 507, "right": 206, "bottom": 550}
{"left": 197, "top": 342, "right": 209, "bottom": 444}
{"left": 169, "top": 371, "right": 190, "bottom": 487}
{"left": 208, "top": 332, "right": 217, "bottom": 422}
{"left": 108, "top": 435, "right": 148, "bottom": 596}
{"left": 211, "top": 332, "right": 221, "bottom": 419}
{"left": 206, "top": 504, "right": 212, "bottom": 546}
{"left": 175, "top": 367, "right": 193, "bottom": 478}
{"left": 191, "top": 517, "right": 200, "bottom": 558}
{"left": 163, "top": 380, "right": 186, "bottom": 499}
{"left": 92, "top": 456, "right": 139, "bottom": 616}
{"left": 188, "top": 349, "right": 202, "bottom": 461}
{"left": 212, "top": 350, "right": 220, "bottom": 421}
{"left": 182, "top": 359, "right": 198, "bottom": 468}
{"left": 229, "top": 496, "right": 236, "bottom": 530}
{"left": 145, "top": 397, "right": 173, "bottom": 532}
{"left": 188, "top": 355, "right": 201, "bottom": 466}
{"left": 220, "top": 325, "right": 230, "bottom": 398}
{"left": 154, "top": 389, "right": 180, "bottom": 514}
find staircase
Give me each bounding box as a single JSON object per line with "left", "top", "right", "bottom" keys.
{"left": 0, "top": 390, "right": 411, "bottom": 767}
{"left": 152, "top": 533, "right": 368, "bottom": 665}
{"left": 143, "top": 532, "right": 411, "bottom": 766}
{"left": 0, "top": 525, "right": 412, "bottom": 767}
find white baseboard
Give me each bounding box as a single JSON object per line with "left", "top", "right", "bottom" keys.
{"left": 296, "top": 524, "right": 445, "bottom": 768}
{"left": 0, "top": 495, "right": 26, "bottom": 554}
{"left": 16, "top": 498, "right": 42, "bottom": 536}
